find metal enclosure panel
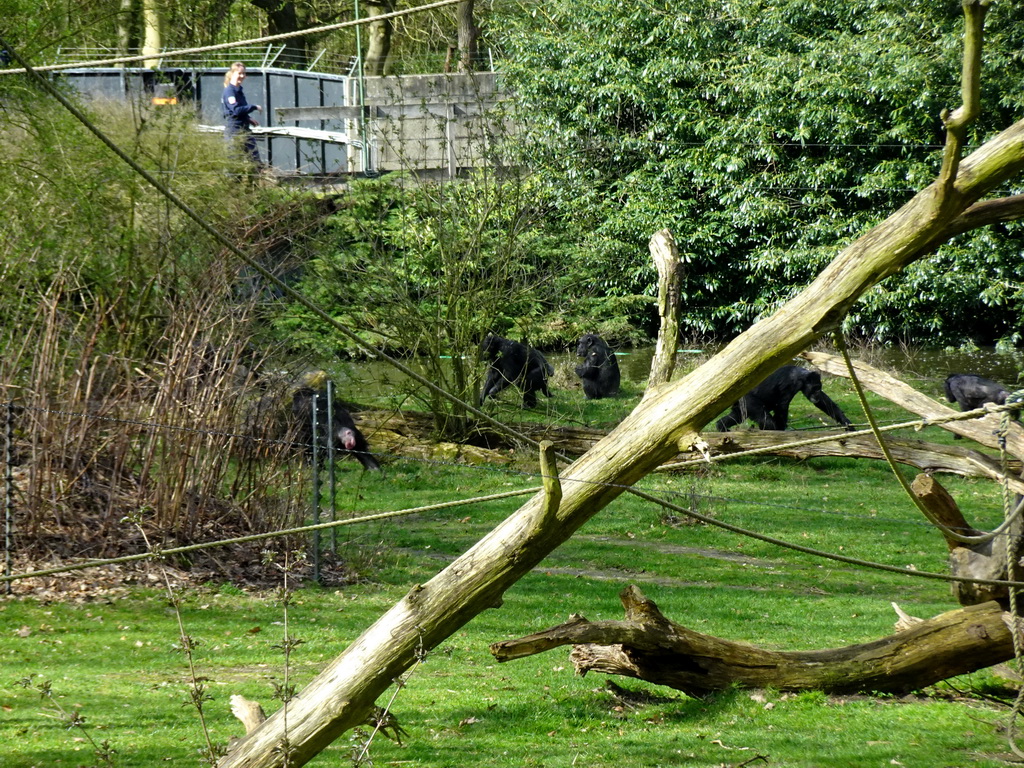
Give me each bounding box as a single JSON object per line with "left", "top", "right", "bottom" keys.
{"left": 198, "top": 70, "right": 227, "bottom": 124}
{"left": 62, "top": 70, "right": 126, "bottom": 101}
{"left": 266, "top": 71, "right": 295, "bottom": 171}
{"left": 296, "top": 74, "right": 323, "bottom": 173}
{"left": 323, "top": 79, "right": 350, "bottom": 173}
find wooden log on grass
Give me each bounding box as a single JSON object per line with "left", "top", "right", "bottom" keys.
{"left": 490, "top": 586, "right": 1016, "bottom": 697}
{"left": 686, "top": 431, "right": 1024, "bottom": 493}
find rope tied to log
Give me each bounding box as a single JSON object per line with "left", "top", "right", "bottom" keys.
{"left": 833, "top": 332, "right": 1024, "bottom": 547}
{"left": 997, "top": 400, "right": 1024, "bottom": 758}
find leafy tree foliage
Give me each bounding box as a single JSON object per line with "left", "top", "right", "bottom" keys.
{"left": 272, "top": 172, "right": 568, "bottom": 432}
{"left": 496, "top": 0, "right": 1024, "bottom": 345}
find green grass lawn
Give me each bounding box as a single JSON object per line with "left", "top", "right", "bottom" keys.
{"left": 3, "top": 366, "right": 1020, "bottom": 766}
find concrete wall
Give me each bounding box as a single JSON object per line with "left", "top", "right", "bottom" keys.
{"left": 355, "top": 72, "right": 506, "bottom": 176}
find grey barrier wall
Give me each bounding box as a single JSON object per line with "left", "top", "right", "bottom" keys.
{"left": 358, "top": 72, "right": 503, "bottom": 176}
{"left": 60, "top": 67, "right": 353, "bottom": 175}
{"left": 58, "top": 68, "right": 504, "bottom": 177}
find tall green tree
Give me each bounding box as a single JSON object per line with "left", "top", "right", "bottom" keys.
{"left": 273, "top": 171, "right": 565, "bottom": 436}
{"left": 497, "top": 0, "right": 1024, "bottom": 345}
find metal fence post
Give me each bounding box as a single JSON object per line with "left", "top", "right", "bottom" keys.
{"left": 326, "top": 380, "right": 337, "bottom": 556}
{"left": 4, "top": 402, "right": 14, "bottom": 595}
{"left": 311, "top": 393, "right": 321, "bottom": 584}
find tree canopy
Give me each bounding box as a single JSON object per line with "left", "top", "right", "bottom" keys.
{"left": 496, "top": 0, "right": 1024, "bottom": 345}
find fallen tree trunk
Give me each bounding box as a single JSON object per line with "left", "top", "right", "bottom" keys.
{"left": 490, "top": 585, "right": 1015, "bottom": 697}
{"left": 360, "top": 409, "right": 1024, "bottom": 488}
{"left": 680, "top": 431, "right": 1024, "bottom": 493}
{"left": 803, "top": 350, "right": 1024, "bottom": 454}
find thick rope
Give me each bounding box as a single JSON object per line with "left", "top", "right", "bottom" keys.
{"left": 0, "top": 486, "right": 541, "bottom": 584}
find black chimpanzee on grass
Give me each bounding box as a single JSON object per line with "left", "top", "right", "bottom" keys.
{"left": 574, "top": 333, "right": 620, "bottom": 399}
{"left": 479, "top": 334, "right": 553, "bottom": 408}
{"left": 943, "top": 373, "right": 1017, "bottom": 438}
{"left": 943, "top": 373, "right": 1011, "bottom": 412}
{"left": 716, "top": 365, "right": 853, "bottom": 432}
{"left": 291, "top": 376, "right": 381, "bottom": 471}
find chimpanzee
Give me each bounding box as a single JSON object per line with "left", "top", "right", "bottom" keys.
{"left": 716, "top": 365, "right": 853, "bottom": 432}
{"left": 943, "top": 373, "right": 1017, "bottom": 438}
{"left": 943, "top": 373, "right": 1011, "bottom": 412}
{"left": 479, "top": 334, "right": 553, "bottom": 408}
{"left": 574, "top": 333, "right": 620, "bottom": 399}
{"left": 291, "top": 385, "right": 381, "bottom": 471}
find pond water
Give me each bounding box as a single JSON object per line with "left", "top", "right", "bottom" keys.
{"left": 329, "top": 344, "right": 1024, "bottom": 405}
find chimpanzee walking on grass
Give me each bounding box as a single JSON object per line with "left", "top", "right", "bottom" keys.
{"left": 291, "top": 372, "right": 381, "bottom": 471}
{"left": 943, "top": 373, "right": 1011, "bottom": 412}
{"left": 943, "top": 373, "right": 1018, "bottom": 437}
{"left": 479, "top": 334, "right": 553, "bottom": 408}
{"left": 716, "top": 365, "right": 853, "bottom": 432}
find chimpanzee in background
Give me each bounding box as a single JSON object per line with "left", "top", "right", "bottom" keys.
{"left": 290, "top": 373, "right": 381, "bottom": 471}
{"left": 479, "top": 334, "right": 553, "bottom": 408}
{"left": 574, "top": 333, "right": 620, "bottom": 399}
{"left": 716, "top": 365, "right": 854, "bottom": 432}
{"left": 943, "top": 373, "right": 1017, "bottom": 437}
{"left": 943, "top": 373, "right": 1011, "bottom": 412}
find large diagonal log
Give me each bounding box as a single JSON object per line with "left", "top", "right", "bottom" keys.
{"left": 220, "top": 57, "right": 1024, "bottom": 768}
{"left": 490, "top": 586, "right": 1015, "bottom": 697}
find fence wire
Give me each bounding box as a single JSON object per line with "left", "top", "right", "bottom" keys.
{"left": 3, "top": 395, "right": 1024, "bottom": 594}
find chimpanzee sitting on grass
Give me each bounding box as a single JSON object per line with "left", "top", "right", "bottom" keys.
{"left": 291, "top": 373, "right": 381, "bottom": 471}
{"left": 479, "top": 334, "right": 553, "bottom": 408}
{"left": 574, "top": 333, "right": 620, "bottom": 399}
{"left": 716, "top": 365, "right": 853, "bottom": 432}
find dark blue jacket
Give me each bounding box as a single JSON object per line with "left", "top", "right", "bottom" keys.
{"left": 222, "top": 83, "right": 257, "bottom": 132}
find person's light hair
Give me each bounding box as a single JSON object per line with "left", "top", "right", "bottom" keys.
{"left": 223, "top": 62, "right": 246, "bottom": 86}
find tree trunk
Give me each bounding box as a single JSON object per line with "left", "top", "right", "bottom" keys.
{"left": 646, "top": 229, "right": 684, "bottom": 391}
{"left": 117, "top": 0, "right": 135, "bottom": 60}
{"left": 363, "top": 1, "right": 395, "bottom": 77}
{"left": 249, "top": 0, "right": 309, "bottom": 67}
{"left": 911, "top": 473, "right": 1015, "bottom": 606}
{"left": 456, "top": 0, "right": 479, "bottom": 73}
{"left": 141, "top": 0, "right": 163, "bottom": 69}
{"left": 219, "top": 9, "right": 1024, "bottom": 767}
{"left": 490, "top": 585, "right": 1016, "bottom": 697}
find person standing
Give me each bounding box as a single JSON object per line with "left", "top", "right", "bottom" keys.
{"left": 222, "top": 62, "right": 263, "bottom": 165}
